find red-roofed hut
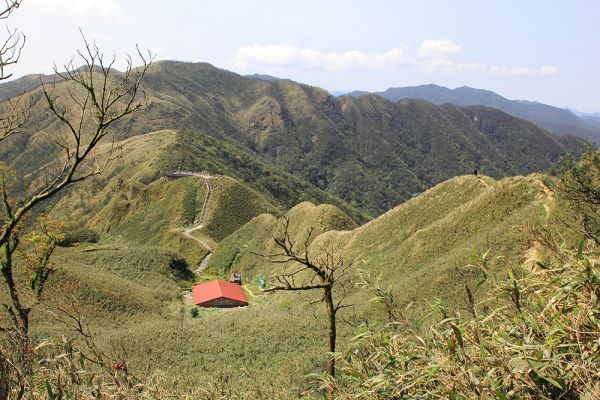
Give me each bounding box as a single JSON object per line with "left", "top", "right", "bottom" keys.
{"left": 192, "top": 280, "right": 248, "bottom": 308}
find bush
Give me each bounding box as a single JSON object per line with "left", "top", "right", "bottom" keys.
{"left": 323, "top": 244, "right": 600, "bottom": 399}
{"left": 556, "top": 150, "right": 600, "bottom": 245}
{"left": 57, "top": 227, "right": 100, "bottom": 247}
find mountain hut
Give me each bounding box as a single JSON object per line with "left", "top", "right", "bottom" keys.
{"left": 192, "top": 280, "right": 248, "bottom": 308}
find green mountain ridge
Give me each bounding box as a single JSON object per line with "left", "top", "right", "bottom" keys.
{"left": 38, "top": 169, "right": 563, "bottom": 396}
{"left": 0, "top": 61, "right": 587, "bottom": 216}
{"left": 352, "top": 83, "right": 600, "bottom": 143}
{"left": 208, "top": 174, "right": 556, "bottom": 315}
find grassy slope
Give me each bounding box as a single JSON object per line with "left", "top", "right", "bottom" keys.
{"left": 210, "top": 174, "right": 553, "bottom": 320}
{"left": 23, "top": 173, "right": 562, "bottom": 398}
{"left": 207, "top": 201, "right": 358, "bottom": 278}
{"left": 35, "top": 203, "right": 358, "bottom": 398}
{"left": 53, "top": 131, "right": 350, "bottom": 264}
{"left": 1, "top": 61, "right": 586, "bottom": 216}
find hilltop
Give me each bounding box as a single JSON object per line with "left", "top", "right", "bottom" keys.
{"left": 208, "top": 173, "right": 561, "bottom": 318}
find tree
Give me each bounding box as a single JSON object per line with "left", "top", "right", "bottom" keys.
{"left": 556, "top": 150, "right": 600, "bottom": 245}
{"left": 0, "top": 0, "right": 25, "bottom": 144}
{"left": 0, "top": 5, "right": 152, "bottom": 392}
{"left": 254, "top": 216, "right": 353, "bottom": 377}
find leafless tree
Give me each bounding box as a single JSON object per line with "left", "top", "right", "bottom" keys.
{"left": 253, "top": 216, "right": 354, "bottom": 377}
{"left": 0, "top": 0, "right": 25, "bottom": 143}
{"left": 0, "top": 12, "right": 152, "bottom": 394}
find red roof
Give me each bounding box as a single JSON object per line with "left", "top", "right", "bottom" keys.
{"left": 192, "top": 280, "right": 248, "bottom": 307}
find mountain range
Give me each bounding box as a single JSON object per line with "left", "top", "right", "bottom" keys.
{"left": 1, "top": 60, "right": 593, "bottom": 397}
{"left": 0, "top": 61, "right": 587, "bottom": 216}
{"left": 346, "top": 84, "right": 600, "bottom": 143}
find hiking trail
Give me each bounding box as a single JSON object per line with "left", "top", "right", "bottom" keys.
{"left": 166, "top": 171, "right": 216, "bottom": 255}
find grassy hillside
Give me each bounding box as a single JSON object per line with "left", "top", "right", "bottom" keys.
{"left": 159, "top": 129, "right": 369, "bottom": 223}
{"left": 10, "top": 172, "right": 569, "bottom": 398}
{"left": 207, "top": 201, "right": 358, "bottom": 278}
{"left": 210, "top": 174, "right": 556, "bottom": 320}
{"left": 0, "top": 61, "right": 586, "bottom": 216}
{"left": 49, "top": 130, "right": 280, "bottom": 266}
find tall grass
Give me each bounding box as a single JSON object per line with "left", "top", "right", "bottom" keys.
{"left": 323, "top": 240, "right": 600, "bottom": 399}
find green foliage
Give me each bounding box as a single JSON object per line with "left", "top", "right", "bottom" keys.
{"left": 3, "top": 62, "right": 583, "bottom": 217}
{"left": 57, "top": 227, "right": 100, "bottom": 247}
{"left": 325, "top": 243, "right": 600, "bottom": 399}
{"left": 160, "top": 129, "right": 369, "bottom": 223}
{"left": 556, "top": 149, "right": 600, "bottom": 244}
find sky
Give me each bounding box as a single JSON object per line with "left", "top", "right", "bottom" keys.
{"left": 6, "top": 0, "right": 600, "bottom": 112}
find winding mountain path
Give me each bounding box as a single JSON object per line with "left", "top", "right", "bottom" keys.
{"left": 167, "top": 171, "right": 216, "bottom": 253}
{"left": 184, "top": 174, "right": 214, "bottom": 251}
{"left": 534, "top": 178, "right": 554, "bottom": 223}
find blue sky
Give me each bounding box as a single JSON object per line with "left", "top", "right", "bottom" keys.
{"left": 9, "top": 0, "right": 600, "bottom": 111}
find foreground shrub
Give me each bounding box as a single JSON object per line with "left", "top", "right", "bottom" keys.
{"left": 323, "top": 243, "right": 600, "bottom": 399}
{"left": 56, "top": 227, "right": 100, "bottom": 247}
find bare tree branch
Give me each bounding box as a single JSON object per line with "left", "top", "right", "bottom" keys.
{"left": 253, "top": 215, "right": 354, "bottom": 377}
{"left": 0, "top": 30, "right": 153, "bottom": 374}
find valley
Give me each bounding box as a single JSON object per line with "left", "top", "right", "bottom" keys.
{"left": 20, "top": 124, "right": 574, "bottom": 396}
{"left": 1, "top": 52, "right": 598, "bottom": 399}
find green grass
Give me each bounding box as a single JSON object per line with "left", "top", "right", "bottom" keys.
{"left": 12, "top": 172, "right": 572, "bottom": 398}
{"left": 210, "top": 174, "right": 556, "bottom": 323}
{"left": 202, "top": 175, "right": 279, "bottom": 241}
{"left": 207, "top": 201, "right": 357, "bottom": 278}
{"left": 50, "top": 131, "right": 282, "bottom": 267}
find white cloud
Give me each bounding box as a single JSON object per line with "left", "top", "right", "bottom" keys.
{"left": 229, "top": 44, "right": 413, "bottom": 72}
{"left": 422, "top": 58, "right": 485, "bottom": 73}
{"left": 418, "top": 39, "right": 463, "bottom": 58}
{"left": 229, "top": 41, "right": 555, "bottom": 80}
{"left": 489, "top": 65, "right": 532, "bottom": 76}
{"left": 27, "top": 0, "right": 122, "bottom": 18}
{"left": 540, "top": 65, "right": 559, "bottom": 75}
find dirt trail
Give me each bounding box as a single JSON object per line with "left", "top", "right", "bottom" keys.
{"left": 181, "top": 174, "right": 214, "bottom": 251}
{"left": 181, "top": 228, "right": 214, "bottom": 251}
{"left": 476, "top": 176, "right": 491, "bottom": 188}
{"left": 535, "top": 178, "right": 554, "bottom": 222}
{"left": 167, "top": 172, "right": 215, "bottom": 253}
{"left": 242, "top": 284, "right": 260, "bottom": 299}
